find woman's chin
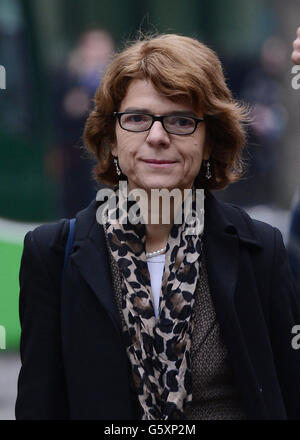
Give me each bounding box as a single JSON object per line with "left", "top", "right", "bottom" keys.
{"left": 134, "top": 178, "right": 181, "bottom": 192}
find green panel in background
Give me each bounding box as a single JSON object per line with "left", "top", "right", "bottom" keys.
{"left": 0, "top": 239, "right": 22, "bottom": 350}
{"left": 0, "top": 218, "right": 39, "bottom": 351}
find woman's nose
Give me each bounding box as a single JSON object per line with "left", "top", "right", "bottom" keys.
{"left": 146, "top": 120, "right": 170, "bottom": 145}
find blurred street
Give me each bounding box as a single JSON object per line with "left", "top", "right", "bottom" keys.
{"left": 0, "top": 352, "right": 20, "bottom": 420}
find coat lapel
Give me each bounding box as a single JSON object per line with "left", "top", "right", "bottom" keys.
{"left": 203, "top": 190, "right": 263, "bottom": 307}
{"left": 70, "top": 199, "right": 123, "bottom": 334}
{"left": 204, "top": 190, "right": 241, "bottom": 314}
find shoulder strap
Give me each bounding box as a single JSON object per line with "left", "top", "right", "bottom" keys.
{"left": 61, "top": 218, "right": 76, "bottom": 290}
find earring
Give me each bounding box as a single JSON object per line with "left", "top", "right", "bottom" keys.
{"left": 205, "top": 159, "right": 212, "bottom": 180}
{"left": 114, "top": 157, "right": 121, "bottom": 176}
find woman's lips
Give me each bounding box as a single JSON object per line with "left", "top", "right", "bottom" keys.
{"left": 142, "top": 159, "right": 177, "bottom": 168}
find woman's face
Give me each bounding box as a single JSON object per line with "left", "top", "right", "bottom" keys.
{"left": 111, "top": 79, "right": 209, "bottom": 193}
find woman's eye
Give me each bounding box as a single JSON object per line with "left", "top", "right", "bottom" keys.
{"left": 126, "top": 114, "right": 146, "bottom": 123}
{"left": 169, "top": 117, "right": 193, "bottom": 127}
{"left": 132, "top": 115, "right": 143, "bottom": 122}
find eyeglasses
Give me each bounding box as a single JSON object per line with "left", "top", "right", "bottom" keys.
{"left": 113, "top": 112, "right": 204, "bottom": 135}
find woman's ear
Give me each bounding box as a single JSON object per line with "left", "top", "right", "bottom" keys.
{"left": 203, "top": 144, "right": 211, "bottom": 161}
{"left": 110, "top": 142, "right": 118, "bottom": 157}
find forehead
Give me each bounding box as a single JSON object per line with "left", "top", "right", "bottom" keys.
{"left": 119, "top": 78, "right": 195, "bottom": 113}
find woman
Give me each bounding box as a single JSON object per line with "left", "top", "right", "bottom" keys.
{"left": 15, "top": 34, "right": 300, "bottom": 420}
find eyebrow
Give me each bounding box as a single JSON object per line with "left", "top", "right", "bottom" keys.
{"left": 122, "top": 107, "right": 198, "bottom": 117}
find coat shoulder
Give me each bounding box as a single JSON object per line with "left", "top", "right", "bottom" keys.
{"left": 19, "top": 218, "right": 71, "bottom": 301}
{"left": 221, "top": 200, "right": 280, "bottom": 250}
{"left": 26, "top": 218, "right": 70, "bottom": 258}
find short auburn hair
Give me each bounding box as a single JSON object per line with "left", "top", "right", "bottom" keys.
{"left": 83, "top": 33, "right": 250, "bottom": 190}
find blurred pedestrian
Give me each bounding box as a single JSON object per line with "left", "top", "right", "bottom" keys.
{"left": 218, "top": 36, "right": 288, "bottom": 207}
{"left": 51, "top": 29, "right": 115, "bottom": 217}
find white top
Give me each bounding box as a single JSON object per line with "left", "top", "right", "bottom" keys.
{"left": 146, "top": 253, "right": 166, "bottom": 321}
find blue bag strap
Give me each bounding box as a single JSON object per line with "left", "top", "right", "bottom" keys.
{"left": 61, "top": 218, "right": 76, "bottom": 290}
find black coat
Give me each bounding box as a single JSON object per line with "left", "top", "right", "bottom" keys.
{"left": 15, "top": 191, "right": 300, "bottom": 420}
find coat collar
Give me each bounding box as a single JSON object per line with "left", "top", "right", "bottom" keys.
{"left": 70, "top": 190, "right": 262, "bottom": 332}
{"left": 73, "top": 189, "right": 263, "bottom": 248}
{"left": 203, "top": 190, "right": 262, "bottom": 249}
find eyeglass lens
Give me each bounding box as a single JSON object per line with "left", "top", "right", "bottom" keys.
{"left": 120, "top": 113, "right": 196, "bottom": 134}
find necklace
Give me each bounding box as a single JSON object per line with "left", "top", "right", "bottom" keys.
{"left": 145, "top": 246, "right": 167, "bottom": 259}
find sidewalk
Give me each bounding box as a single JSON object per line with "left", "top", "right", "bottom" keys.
{"left": 0, "top": 352, "right": 20, "bottom": 420}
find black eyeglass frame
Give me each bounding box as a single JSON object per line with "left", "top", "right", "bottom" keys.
{"left": 113, "top": 111, "right": 204, "bottom": 135}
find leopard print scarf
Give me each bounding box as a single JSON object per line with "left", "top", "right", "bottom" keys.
{"left": 102, "top": 185, "right": 204, "bottom": 420}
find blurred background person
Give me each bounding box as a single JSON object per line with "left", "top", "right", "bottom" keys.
{"left": 217, "top": 35, "right": 289, "bottom": 209}
{"left": 50, "top": 29, "right": 115, "bottom": 218}
{"left": 287, "top": 26, "right": 300, "bottom": 294}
